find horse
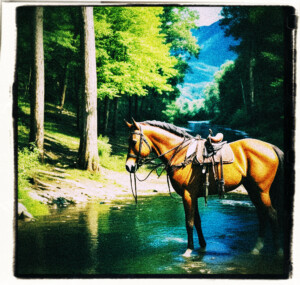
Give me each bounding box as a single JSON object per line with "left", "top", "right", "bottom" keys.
{"left": 125, "top": 119, "right": 284, "bottom": 257}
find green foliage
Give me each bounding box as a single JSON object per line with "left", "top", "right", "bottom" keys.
{"left": 203, "top": 82, "right": 220, "bottom": 119}
{"left": 202, "top": 61, "right": 235, "bottom": 121}
{"left": 18, "top": 147, "right": 49, "bottom": 216}
{"left": 94, "top": 7, "right": 178, "bottom": 100}
{"left": 98, "top": 135, "right": 112, "bottom": 158}
{"left": 200, "top": 7, "right": 286, "bottom": 146}
{"left": 227, "top": 107, "right": 249, "bottom": 128}
{"left": 163, "top": 97, "right": 205, "bottom": 124}
{"left": 97, "top": 135, "right": 127, "bottom": 172}
{"left": 17, "top": 6, "right": 201, "bottom": 139}
{"left": 161, "top": 7, "right": 200, "bottom": 58}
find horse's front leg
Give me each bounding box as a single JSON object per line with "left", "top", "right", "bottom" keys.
{"left": 195, "top": 199, "right": 206, "bottom": 250}
{"left": 182, "top": 189, "right": 196, "bottom": 257}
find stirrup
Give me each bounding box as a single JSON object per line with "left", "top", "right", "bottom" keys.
{"left": 218, "top": 178, "right": 225, "bottom": 198}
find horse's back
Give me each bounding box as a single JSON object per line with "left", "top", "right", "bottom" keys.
{"left": 230, "top": 138, "right": 279, "bottom": 162}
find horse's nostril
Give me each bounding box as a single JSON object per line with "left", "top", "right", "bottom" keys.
{"left": 126, "top": 164, "right": 136, "bottom": 173}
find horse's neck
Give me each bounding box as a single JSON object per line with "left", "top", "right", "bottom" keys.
{"left": 145, "top": 127, "right": 184, "bottom": 162}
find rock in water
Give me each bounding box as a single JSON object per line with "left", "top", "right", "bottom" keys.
{"left": 18, "top": 203, "right": 34, "bottom": 221}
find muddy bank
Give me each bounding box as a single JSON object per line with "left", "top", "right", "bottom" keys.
{"left": 26, "top": 166, "right": 247, "bottom": 212}
{"left": 27, "top": 167, "right": 177, "bottom": 208}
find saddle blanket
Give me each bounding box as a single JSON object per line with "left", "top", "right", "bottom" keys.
{"left": 186, "top": 139, "right": 234, "bottom": 165}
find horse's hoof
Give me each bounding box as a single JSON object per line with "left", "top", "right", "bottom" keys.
{"left": 199, "top": 246, "right": 207, "bottom": 253}
{"left": 182, "top": 248, "right": 193, "bottom": 257}
{"left": 251, "top": 238, "right": 264, "bottom": 255}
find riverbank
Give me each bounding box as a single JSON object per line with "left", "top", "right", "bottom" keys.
{"left": 17, "top": 103, "right": 247, "bottom": 220}
{"left": 28, "top": 166, "right": 173, "bottom": 207}
{"left": 20, "top": 163, "right": 247, "bottom": 219}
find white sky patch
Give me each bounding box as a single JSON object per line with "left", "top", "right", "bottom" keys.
{"left": 190, "top": 7, "right": 223, "bottom": 27}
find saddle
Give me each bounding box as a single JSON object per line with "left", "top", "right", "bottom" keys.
{"left": 186, "top": 139, "right": 234, "bottom": 165}
{"left": 185, "top": 131, "right": 234, "bottom": 205}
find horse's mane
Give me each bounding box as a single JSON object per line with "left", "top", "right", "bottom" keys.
{"left": 142, "top": 120, "right": 193, "bottom": 139}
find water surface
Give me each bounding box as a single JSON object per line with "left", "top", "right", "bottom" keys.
{"left": 16, "top": 193, "right": 287, "bottom": 277}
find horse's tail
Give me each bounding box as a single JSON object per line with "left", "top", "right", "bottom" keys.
{"left": 270, "top": 145, "right": 284, "bottom": 223}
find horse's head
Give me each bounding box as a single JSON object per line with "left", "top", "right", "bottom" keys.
{"left": 125, "top": 119, "right": 152, "bottom": 173}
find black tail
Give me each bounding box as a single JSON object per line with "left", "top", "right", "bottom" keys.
{"left": 270, "top": 145, "right": 284, "bottom": 222}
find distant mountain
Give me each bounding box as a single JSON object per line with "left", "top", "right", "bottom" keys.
{"left": 178, "top": 20, "right": 238, "bottom": 100}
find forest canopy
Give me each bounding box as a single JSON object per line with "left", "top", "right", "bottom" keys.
{"left": 17, "top": 5, "right": 287, "bottom": 159}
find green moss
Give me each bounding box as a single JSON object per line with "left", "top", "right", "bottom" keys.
{"left": 18, "top": 190, "right": 49, "bottom": 217}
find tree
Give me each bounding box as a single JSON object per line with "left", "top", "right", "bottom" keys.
{"left": 78, "top": 7, "right": 99, "bottom": 171}
{"left": 160, "top": 7, "right": 200, "bottom": 85}
{"left": 30, "top": 7, "right": 45, "bottom": 159}
{"left": 220, "top": 7, "right": 285, "bottom": 120}
{"left": 94, "top": 7, "right": 178, "bottom": 130}
{"left": 199, "top": 7, "right": 286, "bottom": 145}
{"left": 43, "top": 7, "right": 80, "bottom": 108}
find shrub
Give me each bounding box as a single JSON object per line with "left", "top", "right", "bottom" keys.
{"left": 18, "top": 147, "right": 49, "bottom": 216}
{"left": 98, "top": 135, "right": 126, "bottom": 172}
{"left": 228, "top": 108, "right": 249, "bottom": 128}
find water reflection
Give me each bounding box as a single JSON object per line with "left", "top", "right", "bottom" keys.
{"left": 16, "top": 194, "right": 287, "bottom": 277}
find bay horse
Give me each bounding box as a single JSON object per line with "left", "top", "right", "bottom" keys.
{"left": 125, "top": 119, "right": 284, "bottom": 257}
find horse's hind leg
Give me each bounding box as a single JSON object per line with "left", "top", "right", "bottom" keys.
{"left": 260, "top": 194, "right": 281, "bottom": 255}
{"left": 194, "top": 199, "right": 206, "bottom": 250}
{"left": 266, "top": 203, "right": 282, "bottom": 255}
{"left": 245, "top": 185, "right": 267, "bottom": 254}
{"left": 246, "top": 181, "right": 280, "bottom": 255}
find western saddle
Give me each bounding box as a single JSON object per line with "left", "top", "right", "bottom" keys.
{"left": 185, "top": 129, "right": 234, "bottom": 205}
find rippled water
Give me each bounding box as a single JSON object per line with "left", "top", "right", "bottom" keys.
{"left": 16, "top": 193, "right": 288, "bottom": 277}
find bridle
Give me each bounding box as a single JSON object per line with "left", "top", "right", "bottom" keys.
{"left": 127, "top": 125, "right": 153, "bottom": 204}
{"left": 127, "top": 125, "right": 192, "bottom": 203}
{"left": 127, "top": 125, "right": 152, "bottom": 169}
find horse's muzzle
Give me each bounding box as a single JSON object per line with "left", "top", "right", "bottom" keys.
{"left": 126, "top": 162, "right": 137, "bottom": 173}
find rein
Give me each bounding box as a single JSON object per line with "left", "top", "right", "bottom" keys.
{"left": 128, "top": 126, "right": 192, "bottom": 203}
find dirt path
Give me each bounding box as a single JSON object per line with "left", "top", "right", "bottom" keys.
{"left": 29, "top": 164, "right": 246, "bottom": 209}
{"left": 29, "top": 166, "right": 176, "bottom": 207}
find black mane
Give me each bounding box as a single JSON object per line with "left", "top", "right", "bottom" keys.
{"left": 142, "top": 120, "right": 193, "bottom": 139}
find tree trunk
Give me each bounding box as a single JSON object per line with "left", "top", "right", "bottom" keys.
{"left": 249, "top": 41, "right": 255, "bottom": 112}
{"left": 76, "top": 71, "right": 82, "bottom": 132}
{"left": 97, "top": 98, "right": 102, "bottom": 136}
{"left": 30, "top": 7, "right": 44, "bottom": 160}
{"left": 240, "top": 77, "right": 247, "bottom": 114}
{"left": 140, "top": 96, "right": 145, "bottom": 116}
{"left": 128, "top": 95, "right": 132, "bottom": 121}
{"left": 59, "top": 63, "right": 69, "bottom": 112}
{"left": 249, "top": 57, "right": 255, "bottom": 107}
{"left": 25, "top": 66, "right": 32, "bottom": 97}
{"left": 112, "top": 97, "right": 119, "bottom": 136}
{"left": 78, "top": 7, "right": 99, "bottom": 171}
{"left": 102, "top": 96, "right": 110, "bottom": 135}
{"left": 134, "top": 95, "right": 138, "bottom": 121}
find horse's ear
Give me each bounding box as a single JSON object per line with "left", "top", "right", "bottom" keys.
{"left": 124, "top": 119, "right": 132, "bottom": 128}
{"left": 132, "top": 118, "right": 140, "bottom": 130}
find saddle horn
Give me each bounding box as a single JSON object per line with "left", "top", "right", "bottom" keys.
{"left": 210, "top": 133, "right": 224, "bottom": 143}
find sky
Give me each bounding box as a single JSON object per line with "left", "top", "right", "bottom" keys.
{"left": 190, "top": 7, "right": 223, "bottom": 27}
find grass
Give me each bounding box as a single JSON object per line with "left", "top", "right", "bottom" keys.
{"left": 17, "top": 100, "right": 129, "bottom": 216}
{"left": 18, "top": 147, "right": 50, "bottom": 216}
